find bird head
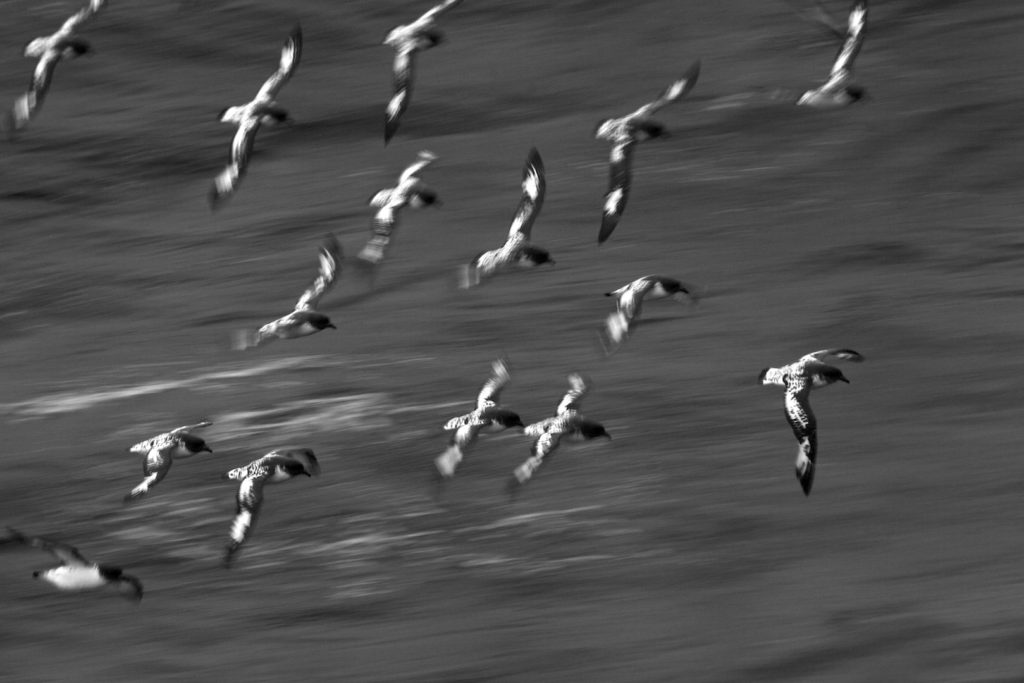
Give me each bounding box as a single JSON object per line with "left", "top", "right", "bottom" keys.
{"left": 580, "top": 422, "right": 611, "bottom": 441}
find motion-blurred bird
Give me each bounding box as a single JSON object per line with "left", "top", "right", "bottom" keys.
{"left": 4, "top": 0, "right": 106, "bottom": 135}
{"left": 209, "top": 25, "right": 302, "bottom": 208}
{"left": 458, "top": 148, "right": 553, "bottom": 288}
{"left": 359, "top": 150, "right": 440, "bottom": 264}
{"left": 124, "top": 421, "right": 213, "bottom": 503}
{"left": 222, "top": 449, "right": 320, "bottom": 566}
{"left": 234, "top": 234, "right": 341, "bottom": 350}
{"left": 1, "top": 527, "right": 142, "bottom": 601}
{"left": 797, "top": 0, "right": 868, "bottom": 107}
{"left": 758, "top": 348, "right": 864, "bottom": 495}
{"left": 382, "top": 0, "right": 463, "bottom": 144}
{"left": 593, "top": 60, "right": 700, "bottom": 244}
{"left": 600, "top": 275, "right": 700, "bottom": 354}
{"left": 435, "top": 358, "right": 525, "bottom": 478}
{"left": 509, "top": 373, "right": 610, "bottom": 492}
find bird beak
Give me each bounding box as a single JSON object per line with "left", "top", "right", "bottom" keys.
{"left": 203, "top": 447, "right": 213, "bottom": 453}
{"left": 328, "top": 323, "right": 337, "bottom": 329}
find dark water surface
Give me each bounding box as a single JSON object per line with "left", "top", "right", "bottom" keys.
{"left": 2, "top": 1, "right": 1023, "bottom": 681}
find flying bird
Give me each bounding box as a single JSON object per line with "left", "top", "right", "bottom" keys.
{"left": 758, "top": 348, "right": 864, "bottom": 495}
{"left": 458, "top": 148, "right": 553, "bottom": 289}
{"left": 1, "top": 528, "right": 143, "bottom": 601}
{"left": 222, "top": 449, "right": 320, "bottom": 566}
{"left": 593, "top": 60, "right": 700, "bottom": 244}
{"left": 358, "top": 150, "right": 440, "bottom": 264}
{"left": 600, "top": 275, "right": 700, "bottom": 354}
{"left": 234, "top": 234, "right": 341, "bottom": 350}
{"left": 124, "top": 421, "right": 214, "bottom": 503}
{"left": 435, "top": 358, "right": 525, "bottom": 479}
{"left": 797, "top": 0, "right": 868, "bottom": 108}
{"left": 4, "top": 0, "right": 106, "bottom": 135}
{"left": 210, "top": 25, "right": 302, "bottom": 208}
{"left": 509, "top": 373, "right": 610, "bottom": 493}
{"left": 382, "top": 0, "right": 463, "bottom": 143}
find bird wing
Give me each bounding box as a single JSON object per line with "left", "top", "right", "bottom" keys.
{"left": 168, "top": 421, "right": 213, "bottom": 438}
{"left": 415, "top": 0, "right": 463, "bottom": 25}
{"left": 504, "top": 147, "right": 546, "bottom": 244}
{"left": 58, "top": 0, "right": 105, "bottom": 35}
{"left": 629, "top": 60, "right": 701, "bottom": 120}
{"left": 4, "top": 528, "right": 92, "bottom": 567}
{"left": 556, "top": 373, "right": 589, "bottom": 415}
{"left": 476, "top": 357, "right": 511, "bottom": 409}
{"left": 784, "top": 381, "right": 818, "bottom": 495}
{"left": 256, "top": 26, "right": 303, "bottom": 102}
{"left": 827, "top": 0, "right": 867, "bottom": 80}
{"left": 443, "top": 411, "right": 478, "bottom": 431}
{"left": 210, "top": 117, "right": 260, "bottom": 206}
{"left": 124, "top": 445, "right": 173, "bottom": 502}
{"left": 450, "top": 423, "right": 482, "bottom": 451}
{"left": 531, "top": 428, "right": 564, "bottom": 459}
{"left": 385, "top": 50, "right": 416, "bottom": 143}
{"left": 618, "top": 277, "right": 654, "bottom": 321}
{"left": 398, "top": 150, "right": 438, "bottom": 184}
{"left": 598, "top": 141, "right": 634, "bottom": 243}
{"left": 226, "top": 475, "right": 265, "bottom": 561}
{"left": 294, "top": 234, "right": 342, "bottom": 311}
{"left": 800, "top": 348, "right": 864, "bottom": 364}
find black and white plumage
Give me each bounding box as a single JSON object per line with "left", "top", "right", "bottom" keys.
{"left": 359, "top": 150, "right": 440, "bottom": 264}
{"left": 124, "top": 421, "right": 213, "bottom": 503}
{"left": 458, "top": 148, "right": 553, "bottom": 289}
{"left": 600, "top": 275, "right": 699, "bottom": 353}
{"left": 509, "top": 373, "right": 610, "bottom": 491}
{"left": 222, "top": 449, "right": 320, "bottom": 566}
{"left": 797, "top": 0, "right": 868, "bottom": 108}
{"left": 593, "top": 60, "right": 700, "bottom": 244}
{"left": 759, "top": 348, "right": 864, "bottom": 495}
{"left": 435, "top": 358, "right": 525, "bottom": 478}
{"left": 234, "top": 234, "right": 341, "bottom": 350}
{"left": 4, "top": 0, "right": 105, "bottom": 135}
{"left": 382, "top": 0, "right": 463, "bottom": 144}
{"left": 209, "top": 25, "right": 302, "bottom": 208}
{"left": 1, "top": 528, "right": 142, "bottom": 601}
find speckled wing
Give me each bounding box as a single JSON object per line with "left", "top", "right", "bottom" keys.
{"left": 598, "top": 141, "right": 634, "bottom": 243}
{"left": 476, "top": 358, "right": 511, "bottom": 409}
{"left": 295, "top": 235, "right": 342, "bottom": 311}
{"left": 225, "top": 475, "right": 265, "bottom": 564}
{"left": 800, "top": 348, "right": 864, "bottom": 364}
{"left": 503, "top": 147, "right": 546, "bottom": 244}
{"left": 822, "top": 0, "right": 867, "bottom": 91}
{"left": 398, "top": 150, "right": 438, "bottom": 183}
{"left": 168, "top": 421, "right": 213, "bottom": 438}
{"left": 385, "top": 50, "right": 415, "bottom": 144}
{"left": 783, "top": 381, "right": 818, "bottom": 495}
{"left": 632, "top": 60, "right": 701, "bottom": 119}
{"left": 124, "top": 446, "right": 173, "bottom": 502}
{"left": 256, "top": 26, "right": 302, "bottom": 102}
{"left": 3, "top": 528, "right": 92, "bottom": 567}
{"left": 556, "top": 373, "right": 588, "bottom": 415}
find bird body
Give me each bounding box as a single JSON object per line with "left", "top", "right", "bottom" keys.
{"left": 124, "top": 421, "right": 213, "bottom": 502}
{"left": 759, "top": 348, "right": 864, "bottom": 495}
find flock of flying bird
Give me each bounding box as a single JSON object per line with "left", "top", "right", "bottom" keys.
{"left": 2, "top": 0, "right": 871, "bottom": 601}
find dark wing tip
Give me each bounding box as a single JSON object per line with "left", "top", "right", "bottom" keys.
{"left": 598, "top": 216, "right": 618, "bottom": 243}
{"left": 757, "top": 368, "right": 769, "bottom": 383}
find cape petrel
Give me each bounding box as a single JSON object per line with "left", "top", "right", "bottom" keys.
{"left": 458, "top": 148, "right": 553, "bottom": 289}
{"left": 4, "top": 0, "right": 106, "bottom": 135}
{"left": 234, "top": 234, "right": 341, "bottom": 350}
{"left": 383, "top": 0, "right": 463, "bottom": 143}
{"left": 797, "top": 0, "right": 868, "bottom": 108}
{"left": 435, "top": 358, "right": 525, "bottom": 478}
{"left": 1, "top": 527, "right": 142, "bottom": 601}
{"left": 600, "top": 275, "right": 700, "bottom": 354}
{"left": 222, "top": 449, "right": 320, "bottom": 566}
{"left": 509, "top": 373, "right": 610, "bottom": 493}
{"left": 209, "top": 25, "right": 302, "bottom": 208}
{"left": 759, "top": 348, "right": 864, "bottom": 495}
{"left": 594, "top": 60, "right": 700, "bottom": 244}
{"left": 124, "top": 420, "right": 213, "bottom": 503}
{"left": 359, "top": 150, "right": 440, "bottom": 264}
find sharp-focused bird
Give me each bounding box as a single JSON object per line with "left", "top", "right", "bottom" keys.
{"left": 593, "top": 60, "right": 700, "bottom": 243}
{"left": 124, "top": 420, "right": 213, "bottom": 503}
{"left": 210, "top": 25, "right": 302, "bottom": 208}
{"left": 222, "top": 449, "right": 320, "bottom": 566}
{"left": 758, "top": 348, "right": 864, "bottom": 495}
